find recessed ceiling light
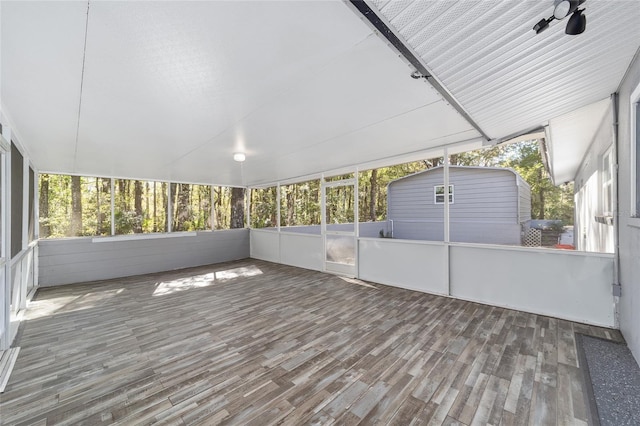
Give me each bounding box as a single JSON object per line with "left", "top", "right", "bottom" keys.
{"left": 233, "top": 152, "right": 246, "bottom": 162}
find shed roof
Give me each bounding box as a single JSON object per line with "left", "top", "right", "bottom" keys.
{"left": 387, "top": 165, "right": 530, "bottom": 190}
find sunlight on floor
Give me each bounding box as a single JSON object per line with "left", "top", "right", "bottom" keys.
{"left": 153, "top": 266, "right": 263, "bottom": 296}
{"left": 338, "top": 276, "right": 378, "bottom": 289}
{"left": 26, "top": 289, "right": 125, "bottom": 320}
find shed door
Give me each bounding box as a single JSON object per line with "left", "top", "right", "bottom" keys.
{"left": 322, "top": 179, "right": 356, "bottom": 276}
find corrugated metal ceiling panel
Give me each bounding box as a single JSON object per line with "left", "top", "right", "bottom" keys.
{"left": 371, "top": 0, "right": 640, "bottom": 140}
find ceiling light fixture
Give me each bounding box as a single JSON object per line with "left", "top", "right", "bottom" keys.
{"left": 533, "top": 0, "right": 586, "bottom": 35}
{"left": 233, "top": 152, "right": 246, "bottom": 162}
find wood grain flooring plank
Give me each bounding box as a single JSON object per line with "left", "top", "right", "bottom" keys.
{"left": 0, "top": 259, "right": 611, "bottom": 425}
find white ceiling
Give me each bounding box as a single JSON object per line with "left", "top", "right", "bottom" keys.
{"left": 1, "top": 1, "right": 639, "bottom": 187}
{"left": 547, "top": 97, "right": 611, "bottom": 184}
{"left": 371, "top": 0, "right": 640, "bottom": 140}
{"left": 0, "top": 0, "right": 478, "bottom": 186}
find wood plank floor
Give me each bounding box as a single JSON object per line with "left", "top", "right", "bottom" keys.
{"left": 0, "top": 259, "right": 621, "bottom": 425}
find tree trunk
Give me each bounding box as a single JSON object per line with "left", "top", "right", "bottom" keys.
{"left": 175, "top": 184, "right": 190, "bottom": 231}
{"left": 230, "top": 187, "right": 245, "bottom": 229}
{"left": 369, "top": 169, "right": 378, "bottom": 221}
{"left": 153, "top": 182, "right": 157, "bottom": 232}
{"left": 39, "top": 174, "right": 51, "bottom": 237}
{"left": 286, "top": 187, "right": 294, "bottom": 226}
{"left": 70, "top": 176, "right": 82, "bottom": 236}
{"left": 134, "top": 180, "right": 143, "bottom": 232}
{"left": 538, "top": 167, "right": 545, "bottom": 219}
{"left": 214, "top": 186, "right": 222, "bottom": 229}
{"left": 161, "top": 182, "right": 168, "bottom": 232}
{"left": 96, "top": 178, "right": 101, "bottom": 235}
{"left": 118, "top": 179, "right": 127, "bottom": 211}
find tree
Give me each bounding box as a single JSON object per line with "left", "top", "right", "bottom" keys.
{"left": 39, "top": 174, "right": 51, "bottom": 237}
{"left": 69, "top": 176, "right": 82, "bottom": 236}
{"left": 134, "top": 180, "right": 143, "bottom": 232}
{"left": 369, "top": 169, "right": 377, "bottom": 221}
{"left": 230, "top": 187, "right": 245, "bottom": 228}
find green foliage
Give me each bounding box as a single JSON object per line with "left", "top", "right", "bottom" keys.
{"left": 249, "top": 140, "right": 573, "bottom": 227}
{"left": 39, "top": 174, "right": 238, "bottom": 238}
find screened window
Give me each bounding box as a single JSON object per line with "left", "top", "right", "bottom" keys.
{"left": 634, "top": 95, "right": 640, "bottom": 217}
{"left": 213, "top": 186, "right": 245, "bottom": 229}
{"left": 602, "top": 149, "right": 613, "bottom": 216}
{"left": 115, "top": 179, "right": 167, "bottom": 234}
{"left": 171, "top": 183, "right": 211, "bottom": 231}
{"left": 250, "top": 186, "right": 278, "bottom": 229}
{"left": 11, "top": 143, "right": 23, "bottom": 257}
{"left": 434, "top": 184, "right": 454, "bottom": 204}
{"left": 39, "top": 174, "right": 112, "bottom": 238}
{"left": 280, "top": 180, "right": 320, "bottom": 227}
{"left": 28, "top": 167, "right": 35, "bottom": 241}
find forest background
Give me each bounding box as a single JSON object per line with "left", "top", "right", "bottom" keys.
{"left": 39, "top": 140, "right": 573, "bottom": 237}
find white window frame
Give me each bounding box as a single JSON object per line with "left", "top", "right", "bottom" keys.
{"left": 631, "top": 82, "right": 640, "bottom": 220}
{"left": 434, "top": 184, "right": 454, "bottom": 204}
{"left": 601, "top": 147, "right": 613, "bottom": 217}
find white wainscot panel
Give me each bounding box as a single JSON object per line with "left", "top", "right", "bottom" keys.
{"left": 358, "top": 238, "right": 448, "bottom": 295}
{"left": 280, "top": 232, "right": 323, "bottom": 271}
{"left": 250, "top": 230, "right": 280, "bottom": 263}
{"left": 449, "top": 245, "right": 615, "bottom": 327}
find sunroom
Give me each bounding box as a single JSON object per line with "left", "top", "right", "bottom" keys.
{"left": 1, "top": 0, "right": 640, "bottom": 424}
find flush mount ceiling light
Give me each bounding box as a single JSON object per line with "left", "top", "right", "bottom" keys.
{"left": 533, "top": 0, "right": 587, "bottom": 35}
{"left": 233, "top": 152, "right": 246, "bottom": 162}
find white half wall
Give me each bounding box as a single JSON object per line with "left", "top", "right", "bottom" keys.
{"left": 280, "top": 232, "right": 323, "bottom": 271}
{"left": 39, "top": 229, "right": 249, "bottom": 286}
{"left": 358, "top": 238, "right": 448, "bottom": 295}
{"left": 250, "top": 229, "right": 323, "bottom": 272}
{"left": 449, "top": 244, "right": 615, "bottom": 327}
{"left": 250, "top": 229, "right": 280, "bottom": 263}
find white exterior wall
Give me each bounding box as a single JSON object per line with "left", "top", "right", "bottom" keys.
{"left": 573, "top": 102, "right": 615, "bottom": 253}
{"left": 617, "top": 49, "right": 640, "bottom": 365}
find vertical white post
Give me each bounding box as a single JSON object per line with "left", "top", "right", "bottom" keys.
{"left": 276, "top": 183, "right": 281, "bottom": 231}
{"left": 320, "top": 174, "right": 326, "bottom": 272}
{"left": 443, "top": 148, "right": 450, "bottom": 243}
{"left": 210, "top": 185, "right": 215, "bottom": 230}
{"left": 110, "top": 178, "right": 115, "bottom": 235}
{"left": 354, "top": 168, "right": 359, "bottom": 278}
{"left": 20, "top": 154, "right": 28, "bottom": 310}
{"left": 3, "top": 127, "right": 12, "bottom": 349}
{"left": 443, "top": 148, "right": 451, "bottom": 296}
{"left": 0, "top": 136, "right": 9, "bottom": 349}
{"left": 34, "top": 169, "right": 39, "bottom": 240}
{"left": 167, "top": 182, "right": 173, "bottom": 233}
{"left": 245, "top": 187, "right": 250, "bottom": 229}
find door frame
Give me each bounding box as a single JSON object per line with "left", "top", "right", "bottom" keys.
{"left": 321, "top": 176, "right": 358, "bottom": 277}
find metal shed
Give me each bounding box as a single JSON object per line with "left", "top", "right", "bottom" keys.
{"left": 388, "top": 166, "right": 531, "bottom": 245}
